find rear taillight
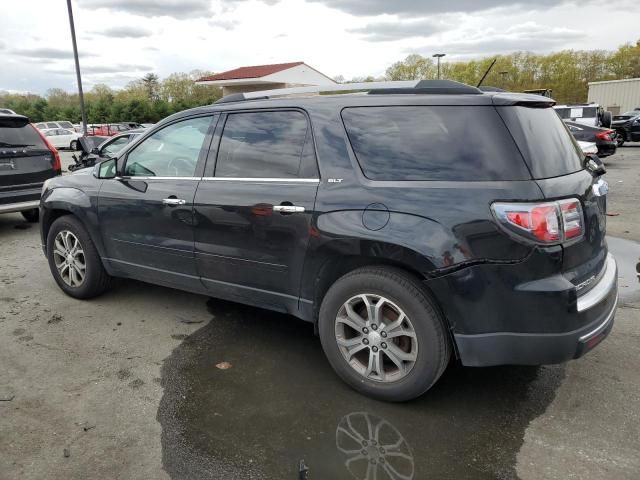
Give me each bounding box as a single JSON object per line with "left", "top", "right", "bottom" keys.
{"left": 595, "top": 130, "right": 613, "bottom": 141}
{"left": 492, "top": 199, "right": 584, "bottom": 244}
{"left": 31, "top": 124, "right": 62, "bottom": 175}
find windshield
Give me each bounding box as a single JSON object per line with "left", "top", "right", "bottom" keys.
{"left": 0, "top": 124, "right": 48, "bottom": 148}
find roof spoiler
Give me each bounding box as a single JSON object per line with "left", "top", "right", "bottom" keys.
{"left": 0, "top": 114, "right": 30, "bottom": 128}
{"left": 213, "top": 80, "right": 482, "bottom": 104}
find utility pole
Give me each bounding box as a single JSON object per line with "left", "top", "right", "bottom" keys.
{"left": 433, "top": 53, "right": 446, "bottom": 79}
{"left": 66, "top": 0, "right": 87, "bottom": 136}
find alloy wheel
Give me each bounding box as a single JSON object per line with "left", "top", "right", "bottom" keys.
{"left": 335, "top": 294, "right": 418, "bottom": 383}
{"left": 53, "top": 230, "right": 86, "bottom": 287}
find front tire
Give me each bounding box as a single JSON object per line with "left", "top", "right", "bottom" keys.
{"left": 21, "top": 208, "right": 39, "bottom": 222}
{"left": 319, "top": 266, "right": 450, "bottom": 402}
{"left": 46, "top": 215, "right": 110, "bottom": 299}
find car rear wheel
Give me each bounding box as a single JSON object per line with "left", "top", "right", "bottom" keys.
{"left": 617, "top": 135, "right": 625, "bottom": 147}
{"left": 46, "top": 215, "right": 110, "bottom": 299}
{"left": 70, "top": 140, "right": 79, "bottom": 150}
{"left": 21, "top": 208, "right": 39, "bottom": 222}
{"left": 319, "top": 266, "right": 450, "bottom": 402}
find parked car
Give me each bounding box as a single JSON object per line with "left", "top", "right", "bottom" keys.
{"left": 611, "top": 111, "right": 640, "bottom": 147}
{"left": 120, "top": 122, "right": 145, "bottom": 130}
{"left": 554, "top": 104, "right": 612, "bottom": 128}
{"left": 40, "top": 80, "right": 617, "bottom": 401}
{"left": 87, "top": 124, "right": 130, "bottom": 137}
{"left": 1, "top": 113, "right": 61, "bottom": 222}
{"left": 68, "top": 129, "right": 144, "bottom": 171}
{"left": 41, "top": 128, "right": 83, "bottom": 150}
{"left": 565, "top": 121, "right": 617, "bottom": 157}
{"left": 35, "top": 121, "right": 75, "bottom": 131}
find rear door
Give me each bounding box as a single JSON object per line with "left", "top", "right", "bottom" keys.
{"left": 193, "top": 109, "right": 319, "bottom": 314}
{"left": 0, "top": 118, "right": 56, "bottom": 207}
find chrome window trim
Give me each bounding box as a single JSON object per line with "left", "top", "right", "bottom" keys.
{"left": 116, "top": 176, "right": 202, "bottom": 181}
{"left": 202, "top": 177, "right": 319, "bottom": 183}
{"left": 576, "top": 253, "right": 617, "bottom": 312}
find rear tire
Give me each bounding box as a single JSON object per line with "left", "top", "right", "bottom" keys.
{"left": 21, "top": 208, "right": 39, "bottom": 222}
{"left": 318, "top": 266, "right": 450, "bottom": 402}
{"left": 617, "top": 135, "right": 625, "bottom": 147}
{"left": 46, "top": 215, "right": 111, "bottom": 299}
{"left": 600, "top": 111, "right": 612, "bottom": 128}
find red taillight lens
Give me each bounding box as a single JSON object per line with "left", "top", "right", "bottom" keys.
{"left": 492, "top": 199, "right": 583, "bottom": 244}
{"left": 31, "top": 124, "right": 62, "bottom": 175}
{"left": 595, "top": 131, "right": 613, "bottom": 141}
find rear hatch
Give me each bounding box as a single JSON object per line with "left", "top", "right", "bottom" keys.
{"left": 497, "top": 105, "right": 607, "bottom": 290}
{"left": 0, "top": 115, "right": 57, "bottom": 204}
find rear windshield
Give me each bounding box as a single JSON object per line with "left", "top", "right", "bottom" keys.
{"left": 498, "top": 106, "right": 583, "bottom": 179}
{"left": 341, "top": 106, "right": 530, "bottom": 181}
{"left": 0, "top": 124, "right": 47, "bottom": 149}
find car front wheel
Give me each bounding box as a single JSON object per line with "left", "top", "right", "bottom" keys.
{"left": 319, "top": 266, "right": 450, "bottom": 402}
{"left": 46, "top": 215, "right": 110, "bottom": 298}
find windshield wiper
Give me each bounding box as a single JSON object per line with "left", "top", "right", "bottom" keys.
{"left": 0, "top": 142, "right": 35, "bottom": 148}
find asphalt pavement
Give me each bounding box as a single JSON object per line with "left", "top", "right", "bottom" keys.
{"left": 1, "top": 147, "right": 639, "bottom": 479}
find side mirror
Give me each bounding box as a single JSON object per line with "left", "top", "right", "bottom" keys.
{"left": 90, "top": 147, "right": 100, "bottom": 155}
{"left": 584, "top": 153, "right": 606, "bottom": 176}
{"left": 94, "top": 157, "right": 118, "bottom": 179}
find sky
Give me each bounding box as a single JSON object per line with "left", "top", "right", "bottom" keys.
{"left": 0, "top": 0, "right": 637, "bottom": 94}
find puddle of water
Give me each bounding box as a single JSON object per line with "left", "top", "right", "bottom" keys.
{"left": 158, "top": 300, "right": 564, "bottom": 480}
{"left": 607, "top": 236, "right": 640, "bottom": 301}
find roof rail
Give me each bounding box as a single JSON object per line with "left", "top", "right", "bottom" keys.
{"left": 213, "top": 80, "right": 481, "bottom": 104}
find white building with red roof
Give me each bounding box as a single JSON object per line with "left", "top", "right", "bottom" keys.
{"left": 195, "top": 61, "right": 335, "bottom": 97}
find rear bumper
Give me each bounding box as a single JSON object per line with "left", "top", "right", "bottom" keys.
{"left": 453, "top": 254, "right": 618, "bottom": 366}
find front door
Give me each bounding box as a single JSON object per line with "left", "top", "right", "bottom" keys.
{"left": 193, "top": 110, "right": 319, "bottom": 315}
{"left": 98, "top": 115, "right": 215, "bottom": 291}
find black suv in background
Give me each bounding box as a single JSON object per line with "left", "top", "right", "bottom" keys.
{"left": 1, "top": 114, "right": 61, "bottom": 221}
{"left": 39, "top": 81, "right": 618, "bottom": 401}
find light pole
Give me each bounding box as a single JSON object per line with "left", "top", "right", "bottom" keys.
{"left": 66, "top": 0, "right": 87, "bottom": 136}
{"left": 433, "top": 53, "right": 446, "bottom": 79}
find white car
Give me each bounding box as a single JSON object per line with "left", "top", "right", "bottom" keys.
{"left": 41, "top": 128, "right": 82, "bottom": 150}
{"left": 0, "top": 108, "right": 16, "bottom": 115}
{"left": 35, "top": 120, "right": 76, "bottom": 131}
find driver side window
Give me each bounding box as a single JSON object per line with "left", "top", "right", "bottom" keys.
{"left": 124, "top": 116, "right": 212, "bottom": 177}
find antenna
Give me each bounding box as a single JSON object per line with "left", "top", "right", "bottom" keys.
{"left": 476, "top": 58, "right": 498, "bottom": 88}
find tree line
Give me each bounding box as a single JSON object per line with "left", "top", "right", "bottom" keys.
{"left": 1, "top": 40, "right": 639, "bottom": 123}
{"left": 0, "top": 71, "right": 222, "bottom": 124}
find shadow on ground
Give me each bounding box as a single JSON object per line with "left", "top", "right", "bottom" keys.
{"left": 158, "top": 299, "right": 565, "bottom": 480}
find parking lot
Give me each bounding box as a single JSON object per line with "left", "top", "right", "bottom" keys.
{"left": 1, "top": 147, "right": 639, "bottom": 479}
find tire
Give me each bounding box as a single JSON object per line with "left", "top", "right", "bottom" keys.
{"left": 46, "top": 215, "right": 110, "bottom": 299}
{"left": 21, "top": 208, "right": 39, "bottom": 222}
{"left": 70, "top": 140, "right": 79, "bottom": 151}
{"left": 318, "top": 266, "right": 451, "bottom": 402}
{"left": 600, "top": 111, "right": 612, "bottom": 128}
{"left": 616, "top": 135, "right": 625, "bottom": 147}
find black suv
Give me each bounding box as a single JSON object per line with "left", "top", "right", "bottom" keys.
{"left": 40, "top": 81, "right": 618, "bottom": 401}
{"left": 1, "top": 114, "right": 61, "bottom": 221}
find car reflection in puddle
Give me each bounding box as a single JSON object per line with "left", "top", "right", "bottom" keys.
{"left": 336, "top": 412, "right": 414, "bottom": 480}
{"left": 158, "top": 298, "right": 565, "bottom": 480}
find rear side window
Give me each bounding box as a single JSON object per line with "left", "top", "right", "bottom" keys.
{"left": 498, "top": 106, "right": 583, "bottom": 179}
{"left": 341, "top": 106, "right": 530, "bottom": 181}
{"left": 46, "top": 122, "right": 58, "bottom": 129}
{"left": 0, "top": 125, "right": 47, "bottom": 149}
{"left": 59, "top": 121, "right": 73, "bottom": 129}
{"left": 215, "top": 111, "right": 317, "bottom": 179}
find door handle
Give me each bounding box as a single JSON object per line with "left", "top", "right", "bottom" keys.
{"left": 273, "top": 205, "right": 305, "bottom": 213}
{"left": 162, "top": 198, "right": 186, "bottom": 206}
